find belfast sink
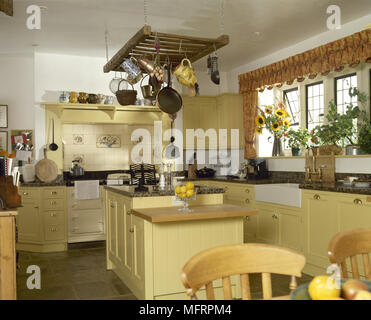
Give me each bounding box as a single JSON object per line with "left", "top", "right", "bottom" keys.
{"left": 254, "top": 183, "right": 302, "bottom": 208}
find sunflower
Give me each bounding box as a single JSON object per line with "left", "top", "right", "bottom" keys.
{"left": 255, "top": 115, "right": 265, "bottom": 126}
{"left": 275, "top": 109, "right": 285, "bottom": 117}
{"left": 283, "top": 119, "right": 290, "bottom": 127}
{"left": 272, "top": 122, "right": 280, "bottom": 131}
{"left": 265, "top": 105, "right": 273, "bottom": 114}
{"left": 255, "top": 127, "right": 263, "bottom": 135}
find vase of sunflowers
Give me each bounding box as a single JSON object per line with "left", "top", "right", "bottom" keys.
{"left": 255, "top": 103, "right": 291, "bottom": 157}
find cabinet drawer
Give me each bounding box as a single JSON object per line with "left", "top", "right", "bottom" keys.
{"left": 70, "top": 199, "right": 103, "bottom": 210}
{"left": 43, "top": 199, "right": 65, "bottom": 211}
{"left": 44, "top": 211, "right": 65, "bottom": 226}
{"left": 44, "top": 224, "right": 65, "bottom": 241}
{"left": 19, "top": 188, "right": 39, "bottom": 201}
{"left": 42, "top": 188, "right": 65, "bottom": 199}
{"left": 224, "top": 185, "right": 254, "bottom": 202}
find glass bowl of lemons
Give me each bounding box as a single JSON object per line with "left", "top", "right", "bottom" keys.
{"left": 174, "top": 182, "right": 196, "bottom": 213}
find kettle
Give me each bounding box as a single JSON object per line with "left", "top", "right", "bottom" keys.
{"left": 70, "top": 160, "right": 85, "bottom": 177}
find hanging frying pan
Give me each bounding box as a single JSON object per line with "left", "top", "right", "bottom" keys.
{"left": 156, "top": 63, "right": 182, "bottom": 114}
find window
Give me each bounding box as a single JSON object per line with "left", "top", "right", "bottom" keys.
{"left": 257, "top": 90, "right": 275, "bottom": 157}
{"left": 283, "top": 88, "right": 300, "bottom": 129}
{"left": 335, "top": 73, "right": 358, "bottom": 114}
{"left": 306, "top": 82, "right": 324, "bottom": 131}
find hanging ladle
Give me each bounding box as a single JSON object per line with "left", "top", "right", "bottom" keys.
{"left": 49, "top": 118, "right": 58, "bottom": 151}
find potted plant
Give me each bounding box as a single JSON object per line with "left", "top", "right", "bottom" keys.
{"left": 313, "top": 88, "right": 367, "bottom": 155}
{"left": 359, "top": 124, "right": 371, "bottom": 154}
{"left": 286, "top": 128, "right": 310, "bottom": 156}
{"left": 255, "top": 102, "right": 291, "bottom": 156}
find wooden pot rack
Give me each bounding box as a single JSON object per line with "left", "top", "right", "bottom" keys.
{"left": 103, "top": 25, "right": 229, "bottom": 73}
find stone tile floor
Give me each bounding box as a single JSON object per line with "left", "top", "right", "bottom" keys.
{"left": 16, "top": 245, "right": 313, "bottom": 300}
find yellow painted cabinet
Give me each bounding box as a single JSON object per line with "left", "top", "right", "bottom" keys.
{"left": 302, "top": 191, "right": 338, "bottom": 271}
{"left": 17, "top": 200, "right": 41, "bottom": 243}
{"left": 278, "top": 207, "right": 302, "bottom": 253}
{"left": 182, "top": 94, "right": 244, "bottom": 150}
{"left": 216, "top": 94, "right": 244, "bottom": 149}
{"left": 256, "top": 203, "right": 279, "bottom": 244}
{"left": 131, "top": 215, "right": 145, "bottom": 293}
{"left": 244, "top": 215, "right": 258, "bottom": 243}
{"left": 107, "top": 196, "right": 118, "bottom": 264}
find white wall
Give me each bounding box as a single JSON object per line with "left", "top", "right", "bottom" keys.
{"left": 0, "top": 53, "right": 34, "bottom": 153}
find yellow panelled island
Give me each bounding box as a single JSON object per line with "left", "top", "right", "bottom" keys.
{"left": 105, "top": 185, "right": 258, "bottom": 300}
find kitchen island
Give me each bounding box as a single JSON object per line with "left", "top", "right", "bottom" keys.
{"left": 105, "top": 185, "right": 258, "bottom": 300}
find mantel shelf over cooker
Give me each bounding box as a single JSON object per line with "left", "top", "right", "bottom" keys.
{"left": 103, "top": 25, "right": 229, "bottom": 73}
{"left": 40, "top": 102, "right": 162, "bottom": 120}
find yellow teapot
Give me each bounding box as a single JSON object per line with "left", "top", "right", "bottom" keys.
{"left": 173, "top": 58, "right": 197, "bottom": 87}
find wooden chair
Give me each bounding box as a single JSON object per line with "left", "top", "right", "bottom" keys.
{"left": 181, "top": 243, "right": 306, "bottom": 300}
{"left": 328, "top": 228, "right": 371, "bottom": 280}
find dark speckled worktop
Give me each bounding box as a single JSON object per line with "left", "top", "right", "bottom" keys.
{"left": 105, "top": 185, "right": 225, "bottom": 198}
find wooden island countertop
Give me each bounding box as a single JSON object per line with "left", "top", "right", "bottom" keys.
{"left": 131, "top": 204, "right": 258, "bottom": 223}
{"left": 0, "top": 210, "right": 18, "bottom": 217}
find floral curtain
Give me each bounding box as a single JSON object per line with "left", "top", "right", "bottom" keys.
{"left": 239, "top": 29, "right": 371, "bottom": 158}
{"left": 243, "top": 91, "right": 258, "bottom": 159}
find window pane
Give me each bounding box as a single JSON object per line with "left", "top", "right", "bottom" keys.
{"left": 306, "top": 82, "right": 324, "bottom": 129}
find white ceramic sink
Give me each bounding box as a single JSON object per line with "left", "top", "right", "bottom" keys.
{"left": 254, "top": 183, "right": 302, "bottom": 208}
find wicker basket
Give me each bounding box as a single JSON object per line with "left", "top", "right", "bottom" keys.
{"left": 319, "top": 145, "right": 343, "bottom": 155}
{"left": 116, "top": 79, "right": 137, "bottom": 106}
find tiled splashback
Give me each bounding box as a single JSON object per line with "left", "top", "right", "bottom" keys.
{"left": 62, "top": 123, "right": 153, "bottom": 171}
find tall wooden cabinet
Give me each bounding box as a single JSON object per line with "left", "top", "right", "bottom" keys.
{"left": 0, "top": 211, "right": 17, "bottom": 300}
{"left": 182, "top": 93, "right": 244, "bottom": 150}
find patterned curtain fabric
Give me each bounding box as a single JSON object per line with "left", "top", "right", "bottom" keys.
{"left": 239, "top": 30, "right": 371, "bottom": 159}
{"left": 243, "top": 91, "right": 258, "bottom": 159}
{"left": 239, "top": 30, "right": 371, "bottom": 93}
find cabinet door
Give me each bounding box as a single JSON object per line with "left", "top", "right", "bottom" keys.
{"left": 17, "top": 201, "right": 41, "bottom": 243}
{"left": 217, "top": 94, "right": 244, "bottom": 149}
{"left": 107, "top": 195, "right": 118, "bottom": 263}
{"left": 123, "top": 199, "right": 133, "bottom": 276}
{"left": 198, "top": 97, "right": 218, "bottom": 150}
{"left": 256, "top": 203, "right": 278, "bottom": 244}
{"left": 303, "top": 192, "right": 338, "bottom": 269}
{"left": 278, "top": 208, "right": 302, "bottom": 253}
{"left": 183, "top": 97, "right": 200, "bottom": 148}
{"left": 132, "top": 215, "right": 145, "bottom": 290}
{"left": 244, "top": 215, "right": 257, "bottom": 243}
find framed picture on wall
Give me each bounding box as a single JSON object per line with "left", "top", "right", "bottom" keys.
{"left": 0, "top": 131, "right": 8, "bottom": 152}
{"left": 0, "top": 105, "right": 8, "bottom": 128}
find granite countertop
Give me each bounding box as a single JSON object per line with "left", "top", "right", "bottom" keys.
{"left": 299, "top": 182, "right": 371, "bottom": 195}
{"left": 184, "top": 176, "right": 303, "bottom": 185}
{"left": 105, "top": 185, "right": 225, "bottom": 198}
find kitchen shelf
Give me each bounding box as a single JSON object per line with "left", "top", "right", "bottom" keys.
{"left": 40, "top": 102, "right": 162, "bottom": 119}
{"left": 103, "top": 25, "right": 229, "bottom": 73}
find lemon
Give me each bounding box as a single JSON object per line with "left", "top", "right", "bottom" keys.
{"left": 175, "top": 185, "right": 182, "bottom": 195}
{"left": 186, "top": 189, "right": 194, "bottom": 198}
{"left": 186, "top": 182, "right": 194, "bottom": 190}
{"left": 179, "top": 193, "right": 186, "bottom": 199}
{"left": 308, "top": 276, "right": 340, "bottom": 300}
{"left": 180, "top": 186, "right": 187, "bottom": 194}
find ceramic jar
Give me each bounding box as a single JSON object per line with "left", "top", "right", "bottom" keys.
{"left": 59, "top": 91, "right": 69, "bottom": 103}
{"left": 78, "top": 92, "right": 88, "bottom": 104}
{"left": 120, "top": 58, "right": 142, "bottom": 84}
{"left": 87, "top": 93, "right": 98, "bottom": 104}
{"left": 97, "top": 94, "right": 106, "bottom": 104}
{"left": 104, "top": 96, "right": 114, "bottom": 105}
{"left": 69, "top": 91, "right": 78, "bottom": 103}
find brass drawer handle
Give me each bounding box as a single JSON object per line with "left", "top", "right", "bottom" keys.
{"left": 272, "top": 213, "right": 278, "bottom": 219}
{"left": 34, "top": 206, "right": 39, "bottom": 209}
{"left": 127, "top": 209, "right": 132, "bottom": 215}
{"left": 313, "top": 194, "right": 321, "bottom": 200}
{"left": 245, "top": 188, "right": 250, "bottom": 194}
{"left": 245, "top": 216, "right": 250, "bottom": 221}
{"left": 51, "top": 191, "right": 58, "bottom": 195}
{"left": 224, "top": 186, "right": 229, "bottom": 191}
{"left": 50, "top": 213, "right": 57, "bottom": 217}
{"left": 245, "top": 199, "right": 250, "bottom": 204}
{"left": 50, "top": 227, "right": 57, "bottom": 232}
{"left": 23, "top": 192, "right": 29, "bottom": 196}
{"left": 354, "top": 199, "right": 363, "bottom": 205}
{"left": 51, "top": 201, "right": 57, "bottom": 205}
{"left": 110, "top": 203, "right": 115, "bottom": 208}
{"left": 129, "top": 227, "right": 134, "bottom": 233}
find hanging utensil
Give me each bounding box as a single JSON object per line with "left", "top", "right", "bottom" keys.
{"left": 164, "top": 117, "right": 180, "bottom": 159}
{"left": 49, "top": 118, "right": 58, "bottom": 151}
{"left": 109, "top": 72, "right": 122, "bottom": 94}
{"left": 210, "top": 50, "right": 220, "bottom": 85}
{"left": 156, "top": 63, "right": 182, "bottom": 114}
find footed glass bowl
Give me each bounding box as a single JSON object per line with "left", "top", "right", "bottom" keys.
{"left": 175, "top": 190, "right": 196, "bottom": 213}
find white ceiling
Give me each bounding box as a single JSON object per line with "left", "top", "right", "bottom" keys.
{"left": 1, "top": 0, "right": 370, "bottom": 70}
